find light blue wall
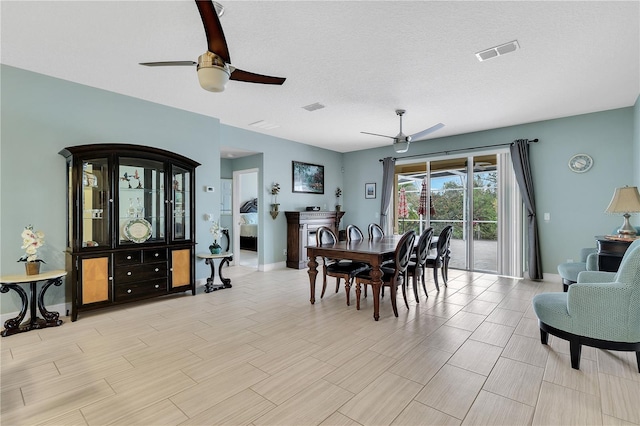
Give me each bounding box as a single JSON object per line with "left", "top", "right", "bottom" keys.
{"left": 342, "top": 107, "right": 636, "bottom": 276}
{"left": 1, "top": 64, "right": 638, "bottom": 315}
{"left": 634, "top": 96, "right": 640, "bottom": 186}
{"left": 220, "top": 125, "right": 344, "bottom": 265}
{"left": 0, "top": 65, "right": 341, "bottom": 313}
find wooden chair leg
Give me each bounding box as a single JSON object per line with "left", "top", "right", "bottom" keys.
{"left": 433, "top": 267, "right": 440, "bottom": 291}
{"left": 390, "top": 285, "right": 398, "bottom": 317}
{"left": 335, "top": 277, "right": 341, "bottom": 293}
{"left": 345, "top": 280, "right": 351, "bottom": 306}
{"left": 421, "top": 269, "right": 428, "bottom": 297}
{"left": 321, "top": 270, "right": 328, "bottom": 298}
{"left": 401, "top": 277, "right": 409, "bottom": 309}
{"left": 569, "top": 339, "right": 582, "bottom": 370}
{"left": 355, "top": 282, "right": 362, "bottom": 310}
{"left": 540, "top": 328, "right": 549, "bottom": 345}
{"left": 636, "top": 351, "right": 640, "bottom": 373}
{"left": 412, "top": 273, "right": 420, "bottom": 303}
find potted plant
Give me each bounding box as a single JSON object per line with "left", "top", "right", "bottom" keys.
{"left": 335, "top": 187, "right": 342, "bottom": 212}
{"left": 270, "top": 182, "right": 281, "bottom": 218}
{"left": 209, "top": 220, "right": 224, "bottom": 254}
{"left": 17, "top": 224, "right": 46, "bottom": 275}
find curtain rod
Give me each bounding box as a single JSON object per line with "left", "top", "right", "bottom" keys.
{"left": 378, "top": 138, "right": 539, "bottom": 162}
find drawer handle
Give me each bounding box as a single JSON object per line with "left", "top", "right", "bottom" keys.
{"left": 108, "top": 277, "right": 113, "bottom": 281}
{"left": 127, "top": 255, "right": 132, "bottom": 260}
{"left": 127, "top": 289, "right": 132, "bottom": 294}
{"left": 127, "top": 271, "right": 132, "bottom": 276}
{"left": 155, "top": 268, "right": 159, "bottom": 272}
{"left": 154, "top": 253, "right": 159, "bottom": 257}
{"left": 155, "top": 284, "right": 159, "bottom": 289}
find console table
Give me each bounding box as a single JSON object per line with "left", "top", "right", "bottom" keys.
{"left": 0, "top": 270, "right": 66, "bottom": 337}
{"left": 595, "top": 236, "right": 637, "bottom": 272}
{"left": 197, "top": 252, "right": 233, "bottom": 292}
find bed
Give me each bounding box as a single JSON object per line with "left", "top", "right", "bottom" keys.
{"left": 239, "top": 199, "right": 258, "bottom": 251}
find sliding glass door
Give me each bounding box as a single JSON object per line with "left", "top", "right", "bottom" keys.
{"left": 395, "top": 151, "right": 521, "bottom": 275}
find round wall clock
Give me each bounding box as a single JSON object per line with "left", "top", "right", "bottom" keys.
{"left": 568, "top": 153, "right": 593, "bottom": 173}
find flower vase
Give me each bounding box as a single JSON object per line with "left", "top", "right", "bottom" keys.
{"left": 25, "top": 262, "right": 40, "bottom": 276}
{"left": 209, "top": 243, "right": 221, "bottom": 254}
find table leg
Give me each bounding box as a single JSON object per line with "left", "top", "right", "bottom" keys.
{"left": 37, "top": 277, "right": 64, "bottom": 327}
{"left": 307, "top": 255, "right": 318, "bottom": 304}
{"left": 218, "top": 255, "right": 233, "bottom": 288}
{"left": 370, "top": 263, "right": 383, "bottom": 321}
{"left": 0, "top": 284, "right": 28, "bottom": 336}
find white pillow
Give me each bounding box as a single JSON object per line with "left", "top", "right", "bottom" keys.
{"left": 243, "top": 213, "right": 258, "bottom": 224}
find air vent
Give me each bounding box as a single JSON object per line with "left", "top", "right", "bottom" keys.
{"left": 302, "top": 102, "right": 325, "bottom": 112}
{"left": 248, "top": 120, "right": 280, "bottom": 130}
{"left": 475, "top": 40, "right": 519, "bottom": 62}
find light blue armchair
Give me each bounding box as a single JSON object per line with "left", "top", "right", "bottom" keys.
{"left": 533, "top": 239, "right": 640, "bottom": 372}
{"left": 557, "top": 247, "right": 598, "bottom": 291}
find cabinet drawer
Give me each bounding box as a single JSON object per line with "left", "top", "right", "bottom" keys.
{"left": 114, "top": 251, "right": 142, "bottom": 265}
{"left": 114, "top": 262, "right": 167, "bottom": 283}
{"left": 144, "top": 248, "right": 167, "bottom": 262}
{"left": 114, "top": 280, "right": 167, "bottom": 301}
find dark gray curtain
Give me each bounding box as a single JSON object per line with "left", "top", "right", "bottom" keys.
{"left": 379, "top": 157, "right": 396, "bottom": 235}
{"left": 510, "top": 139, "right": 543, "bottom": 280}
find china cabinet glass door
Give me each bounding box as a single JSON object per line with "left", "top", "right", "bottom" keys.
{"left": 171, "top": 165, "right": 191, "bottom": 241}
{"left": 81, "top": 159, "right": 110, "bottom": 248}
{"left": 118, "top": 158, "right": 165, "bottom": 245}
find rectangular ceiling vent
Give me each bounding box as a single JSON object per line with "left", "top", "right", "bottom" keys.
{"left": 475, "top": 40, "right": 519, "bottom": 62}
{"left": 302, "top": 102, "right": 325, "bottom": 112}
{"left": 248, "top": 120, "right": 280, "bottom": 130}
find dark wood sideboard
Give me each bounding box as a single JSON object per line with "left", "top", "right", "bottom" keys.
{"left": 285, "top": 211, "right": 345, "bottom": 269}
{"left": 595, "top": 236, "right": 636, "bottom": 272}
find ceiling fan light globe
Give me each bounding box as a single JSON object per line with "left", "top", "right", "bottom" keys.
{"left": 197, "top": 66, "right": 230, "bottom": 92}
{"left": 394, "top": 140, "right": 410, "bottom": 153}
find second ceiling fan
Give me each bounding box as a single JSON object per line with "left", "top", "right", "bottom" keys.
{"left": 362, "top": 110, "right": 444, "bottom": 153}
{"left": 139, "top": 1, "right": 286, "bottom": 92}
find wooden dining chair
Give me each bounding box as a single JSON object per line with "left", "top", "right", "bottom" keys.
{"left": 316, "top": 226, "right": 370, "bottom": 305}
{"left": 407, "top": 227, "right": 434, "bottom": 302}
{"left": 354, "top": 230, "right": 416, "bottom": 317}
{"left": 368, "top": 223, "right": 384, "bottom": 239}
{"left": 346, "top": 224, "right": 365, "bottom": 243}
{"left": 426, "top": 225, "right": 453, "bottom": 291}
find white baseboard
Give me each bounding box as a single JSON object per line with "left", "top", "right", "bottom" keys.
{"left": 260, "top": 261, "right": 286, "bottom": 272}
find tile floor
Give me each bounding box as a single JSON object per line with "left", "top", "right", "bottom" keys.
{"left": 1, "top": 266, "right": 639, "bottom": 425}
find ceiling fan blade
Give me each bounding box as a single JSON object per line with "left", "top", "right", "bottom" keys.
{"left": 139, "top": 61, "right": 197, "bottom": 67}
{"left": 230, "top": 68, "right": 286, "bottom": 85}
{"left": 410, "top": 123, "right": 445, "bottom": 141}
{"left": 361, "top": 131, "right": 396, "bottom": 140}
{"left": 196, "top": 0, "right": 231, "bottom": 63}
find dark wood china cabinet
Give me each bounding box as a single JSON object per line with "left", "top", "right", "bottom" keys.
{"left": 59, "top": 144, "right": 200, "bottom": 321}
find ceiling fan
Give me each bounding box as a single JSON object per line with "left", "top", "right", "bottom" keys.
{"left": 361, "top": 109, "right": 444, "bottom": 153}
{"left": 139, "top": 1, "right": 286, "bottom": 92}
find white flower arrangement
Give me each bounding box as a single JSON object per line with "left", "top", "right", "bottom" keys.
{"left": 19, "top": 225, "right": 45, "bottom": 263}
{"left": 209, "top": 220, "right": 223, "bottom": 246}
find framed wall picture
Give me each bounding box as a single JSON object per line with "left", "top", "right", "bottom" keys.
{"left": 292, "top": 161, "right": 324, "bottom": 194}
{"left": 365, "top": 183, "right": 376, "bottom": 199}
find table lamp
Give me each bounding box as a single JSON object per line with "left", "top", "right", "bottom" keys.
{"left": 605, "top": 185, "right": 640, "bottom": 237}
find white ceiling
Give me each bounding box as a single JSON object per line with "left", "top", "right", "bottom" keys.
{"left": 2, "top": 1, "right": 639, "bottom": 155}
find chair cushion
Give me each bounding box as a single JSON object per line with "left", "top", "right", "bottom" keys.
{"left": 327, "top": 261, "right": 370, "bottom": 276}
{"left": 557, "top": 261, "right": 586, "bottom": 283}
{"left": 532, "top": 292, "right": 572, "bottom": 332}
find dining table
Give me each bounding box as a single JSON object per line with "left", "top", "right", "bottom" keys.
{"left": 306, "top": 235, "right": 404, "bottom": 321}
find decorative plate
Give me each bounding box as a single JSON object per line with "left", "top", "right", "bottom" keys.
{"left": 123, "top": 218, "right": 152, "bottom": 243}
{"left": 568, "top": 153, "right": 593, "bottom": 173}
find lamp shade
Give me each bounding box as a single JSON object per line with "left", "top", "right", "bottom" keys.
{"left": 605, "top": 186, "right": 640, "bottom": 214}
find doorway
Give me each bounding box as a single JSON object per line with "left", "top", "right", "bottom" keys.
{"left": 232, "top": 168, "right": 259, "bottom": 269}
{"left": 395, "top": 150, "right": 522, "bottom": 276}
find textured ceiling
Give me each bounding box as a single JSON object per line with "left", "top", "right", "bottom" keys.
{"left": 2, "top": 1, "right": 639, "bottom": 154}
